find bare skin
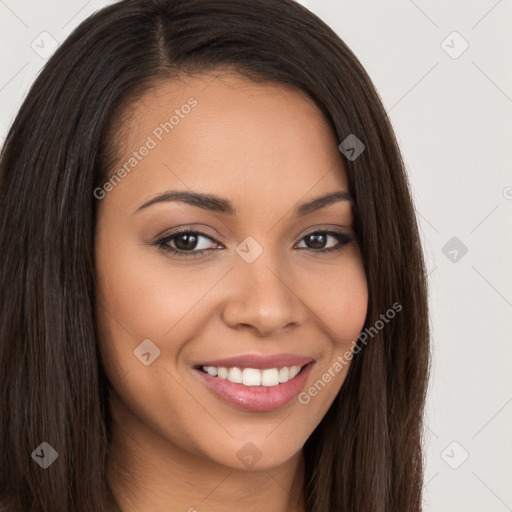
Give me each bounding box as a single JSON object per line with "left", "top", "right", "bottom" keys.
{"left": 95, "top": 71, "right": 368, "bottom": 512}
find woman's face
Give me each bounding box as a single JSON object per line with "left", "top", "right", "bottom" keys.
{"left": 95, "top": 72, "right": 368, "bottom": 471}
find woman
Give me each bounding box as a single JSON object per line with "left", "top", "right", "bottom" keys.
{"left": 0, "top": 0, "right": 430, "bottom": 511}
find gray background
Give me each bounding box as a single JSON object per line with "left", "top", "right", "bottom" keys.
{"left": 1, "top": 1, "right": 511, "bottom": 510}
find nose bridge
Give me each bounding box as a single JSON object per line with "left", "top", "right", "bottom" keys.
{"left": 221, "top": 237, "right": 305, "bottom": 335}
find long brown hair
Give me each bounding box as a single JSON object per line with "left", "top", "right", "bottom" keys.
{"left": 0, "top": 1, "right": 430, "bottom": 510}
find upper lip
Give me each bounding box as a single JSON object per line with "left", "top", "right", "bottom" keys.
{"left": 193, "top": 353, "right": 314, "bottom": 370}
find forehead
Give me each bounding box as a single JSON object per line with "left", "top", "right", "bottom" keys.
{"left": 104, "top": 72, "right": 348, "bottom": 210}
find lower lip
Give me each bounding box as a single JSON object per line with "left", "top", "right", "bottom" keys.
{"left": 193, "top": 363, "right": 314, "bottom": 412}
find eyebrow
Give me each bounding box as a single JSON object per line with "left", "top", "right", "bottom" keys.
{"left": 135, "top": 189, "right": 352, "bottom": 216}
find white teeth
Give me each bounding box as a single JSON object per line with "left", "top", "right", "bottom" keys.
{"left": 204, "top": 366, "right": 218, "bottom": 376}
{"left": 201, "top": 365, "right": 304, "bottom": 387}
{"left": 242, "top": 368, "right": 261, "bottom": 386}
{"left": 289, "top": 365, "right": 301, "bottom": 379}
{"left": 228, "top": 367, "right": 243, "bottom": 384}
{"left": 261, "top": 368, "right": 280, "bottom": 386}
{"left": 278, "top": 366, "right": 289, "bottom": 383}
{"left": 217, "top": 367, "right": 228, "bottom": 379}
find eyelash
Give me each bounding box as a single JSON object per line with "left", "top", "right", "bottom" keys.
{"left": 155, "top": 228, "right": 353, "bottom": 258}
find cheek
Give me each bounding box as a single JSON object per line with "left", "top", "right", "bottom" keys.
{"left": 95, "top": 233, "right": 221, "bottom": 344}
{"left": 335, "top": 265, "right": 368, "bottom": 344}
{"left": 94, "top": 222, "right": 196, "bottom": 390}
{"left": 305, "top": 248, "right": 368, "bottom": 349}
{"left": 293, "top": 252, "right": 367, "bottom": 427}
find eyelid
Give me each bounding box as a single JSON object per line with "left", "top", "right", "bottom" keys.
{"left": 157, "top": 227, "right": 223, "bottom": 250}
{"left": 299, "top": 224, "right": 351, "bottom": 237}
{"left": 154, "top": 224, "right": 224, "bottom": 243}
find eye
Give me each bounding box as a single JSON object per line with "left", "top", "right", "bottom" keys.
{"left": 295, "top": 230, "right": 352, "bottom": 253}
{"left": 156, "top": 229, "right": 221, "bottom": 257}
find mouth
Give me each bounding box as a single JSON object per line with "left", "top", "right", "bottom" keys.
{"left": 191, "top": 355, "right": 315, "bottom": 412}
{"left": 196, "top": 364, "right": 305, "bottom": 387}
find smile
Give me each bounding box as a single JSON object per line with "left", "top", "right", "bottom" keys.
{"left": 192, "top": 355, "right": 315, "bottom": 412}
{"left": 200, "top": 365, "right": 303, "bottom": 387}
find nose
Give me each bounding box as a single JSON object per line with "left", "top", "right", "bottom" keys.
{"left": 221, "top": 254, "right": 307, "bottom": 337}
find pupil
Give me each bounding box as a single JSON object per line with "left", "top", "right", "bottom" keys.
{"left": 308, "top": 233, "right": 326, "bottom": 249}
{"left": 175, "top": 234, "right": 198, "bottom": 251}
